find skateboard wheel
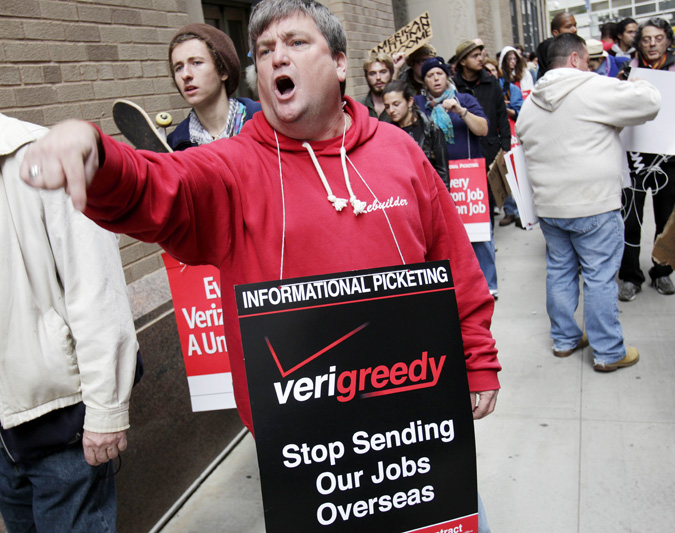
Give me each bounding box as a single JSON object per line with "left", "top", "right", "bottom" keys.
{"left": 156, "top": 112, "right": 173, "bottom": 127}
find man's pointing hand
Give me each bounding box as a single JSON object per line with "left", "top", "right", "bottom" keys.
{"left": 20, "top": 119, "right": 101, "bottom": 211}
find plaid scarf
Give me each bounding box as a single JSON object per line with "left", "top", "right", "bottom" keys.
{"left": 189, "top": 99, "right": 248, "bottom": 145}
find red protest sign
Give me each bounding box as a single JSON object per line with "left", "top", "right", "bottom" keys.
{"left": 162, "top": 253, "right": 235, "bottom": 411}
{"left": 448, "top": 159, "right": 490, "bottom": 242}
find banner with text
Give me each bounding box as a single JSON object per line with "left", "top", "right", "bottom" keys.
{"left": 162, "top": 254, "right": 235, "bottom": 411}
{"left": 236, "top": 261, "right": 477, "bottom": 532}
{"left": 370, "top": 12, "right": 433, "bottom": 57}
{"left": 448, "top": 159, "right": 490, "bottom": 242}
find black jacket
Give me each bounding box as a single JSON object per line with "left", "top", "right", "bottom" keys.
{"left": 404, "top": 110, "right": 449, "bottom": 189}
{"left": 453, "top": 69, "right": 510, "bottom": 167}
{"left": 536, "top": 37, "right": 554, "bottom": 79}
{"left": 359, "top": 92, "right": 393, "bottom": 123}
{"left": 167, "top": 97, "right": 261, "bottom": 151}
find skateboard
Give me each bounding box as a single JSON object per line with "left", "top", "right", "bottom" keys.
{"left": 112, "top": 99, "right": 174, "bottom": 153}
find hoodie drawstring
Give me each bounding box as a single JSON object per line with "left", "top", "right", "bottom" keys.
{"left": 301, "top": 114, "right": 366, "bottom": 215}
{"left": 274, "top": 130, "right": 286, "bottom": 280}
{"left": 273, "top": 111, "right": 406, "bottom": 280}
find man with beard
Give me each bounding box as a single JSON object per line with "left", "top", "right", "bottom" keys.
{"left": 360, "top": 52, "right": 395, "bottom": 122}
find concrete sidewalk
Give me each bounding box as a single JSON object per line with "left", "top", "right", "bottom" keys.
{"left": 158, "top": 206, "right": 675, "bottom": 533}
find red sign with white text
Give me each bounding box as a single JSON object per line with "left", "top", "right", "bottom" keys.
{"left": 162, "top": 254, "right": 235, "bottom": 411}
{"left": 448, "top": 159, "right": 490, "bottom": 242}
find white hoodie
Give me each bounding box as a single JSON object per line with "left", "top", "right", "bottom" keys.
{"left": 499, "top": 46, "right": 534, "bottom": 97}
{"left": 516, "top": 68, "right": 661, "bottom": 218}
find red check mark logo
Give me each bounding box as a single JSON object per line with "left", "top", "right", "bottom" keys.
{"left": 266, "top": 322, "right": 369, "bottom": 378}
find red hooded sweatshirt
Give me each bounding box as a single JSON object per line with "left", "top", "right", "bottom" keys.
{"left": 87, "top": 97, "right": 500, "bottom": 431}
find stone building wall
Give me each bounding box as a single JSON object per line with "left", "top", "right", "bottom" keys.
{"left": 0, "top": 0, "right": 398, "bottom": 284}
{"left": 0, "top": 0, "right": 193, "bottom": 284}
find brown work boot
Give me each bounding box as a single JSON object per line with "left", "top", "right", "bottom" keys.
{"left": 553, "top": 333, "right": 589, "bottom": 357}
{"left": 593, "top": 346, "right": 640, "bottom": 372}
{"left": 499, "top": 213, "right": 517, "bottom": 226}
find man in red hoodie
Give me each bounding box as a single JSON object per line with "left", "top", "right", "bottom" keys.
{"left": 21, "top": 0, "right": 500, "bottom": 457}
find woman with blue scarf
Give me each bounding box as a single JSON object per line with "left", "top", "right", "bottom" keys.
{"left": 416, "top": 57, "right": 500, "bottom": 300}
{"left": 414, "top": 57, "right": 487, "bottom": 162}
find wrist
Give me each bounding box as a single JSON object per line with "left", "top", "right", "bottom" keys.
{"left": 460, "top": 108, "right": 468, "bottom": 119}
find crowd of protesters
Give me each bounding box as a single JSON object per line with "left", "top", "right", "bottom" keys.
{"left": 357, "top": 14, "right": 674, "bottom": 370}
{"left": 1, "top": 3, "right": 672, "bottom": 529}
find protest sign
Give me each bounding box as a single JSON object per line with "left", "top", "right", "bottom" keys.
{"left": 654, "top": 208, "right": 675, "bottom": 268}
{"left": 448, "top": 159, "right": 490, "bottom": 242}
{"left": 504, "top": 146, "right": 538, "bottom": 230}
{"left": 162, "top": 254, "right": 235, "bottom": 411}
{"left": 486, "top": 149, "right": 510, "bottom": 208}
{"left": 621, "top": 68, "right": 675, "bottom": 156}
{"left": 236, "top": 261, "right": 478, "bottom": 533}
{"left": 370, "top": 12, "right": 432, "bottom": 57}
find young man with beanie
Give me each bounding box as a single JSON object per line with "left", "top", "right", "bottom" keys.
{"left": 167, "top": 24, "right": 261, "bottom": 150}
{"left": 516, "top": 33, "right": 661, "bottom": 371}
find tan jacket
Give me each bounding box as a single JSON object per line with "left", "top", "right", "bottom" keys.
{"left": 0, "top": 113, "right": 138, "bottom": 433}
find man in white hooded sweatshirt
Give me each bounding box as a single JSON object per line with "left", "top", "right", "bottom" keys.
{"left": 516, "top": 33, "right": 661, "bottom": 372}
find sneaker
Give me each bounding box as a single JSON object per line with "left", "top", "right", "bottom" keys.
{"left": 618, "top": 280, "right": 641, "bottom": 302}
{"left": 553, "top": 332, "right": 589, "bottom": 357}
{"left": 499, "top": 214, "right": 517, "bottom": 226}
{"left": 489, "top": 289, "right": 499, "bottom": 301}
{"left": 593, "top": 346, "right": 640, "bottom": 372}
{"left": 651, "top": 276, "right": 675, "bottom": 295}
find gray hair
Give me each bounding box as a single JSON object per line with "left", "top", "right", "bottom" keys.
{"left": 634, "top": 17, "right": 674, "bottom": 51}
{"left": 248, "top": 0, "right": 347, "bottom": 64}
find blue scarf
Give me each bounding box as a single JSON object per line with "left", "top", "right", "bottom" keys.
{"left": 425, "top": 88, "right": 455, "bottom": 144}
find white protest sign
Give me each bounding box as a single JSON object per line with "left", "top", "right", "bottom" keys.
{"left": 504, "top": 146, "right": 538, "bottom": 230}
{"left": 620, "top": 67, "right": 675, "bottom": 156}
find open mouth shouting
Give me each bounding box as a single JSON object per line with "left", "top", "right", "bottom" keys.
{"left": 275, "top": 75, "right": 296, "bottom": 98}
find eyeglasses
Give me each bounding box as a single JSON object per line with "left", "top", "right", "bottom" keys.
{"left": 641, "top": 34, "right": 666, "bottom": 45}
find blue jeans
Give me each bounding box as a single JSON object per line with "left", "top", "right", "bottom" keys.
{"left": 539, "top": 211, "right": 626, "bottom": 364}
{"left": 503, "top": 195, "right": 519, "bottom": 217}
{"left": 0, "top": 443, "right": 117, "bottom": 532}
{"left": 478, "top": 491, "right": 491, "bottom": 533}
{"left": 472, "top": 239, "right": 498, "bottom": 293}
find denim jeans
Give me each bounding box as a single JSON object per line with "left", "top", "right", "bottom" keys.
{"left": 0, "top": 443, "right": 117, "bottom": 532}
{"left": 478, "top": 491, "right": 491, "bottom": 533}
{"left": 472, "top": 232, "right": 498, "bottom": 293}
{"left": 539, "top": 211, "right": 626, "bottom": 364}
{"left": 503, "top": 195, "right": 519, "bottom": 217}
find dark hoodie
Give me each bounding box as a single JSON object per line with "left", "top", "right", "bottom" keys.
{"left": 85, "top": 97, "right": 501, "bottom": 431}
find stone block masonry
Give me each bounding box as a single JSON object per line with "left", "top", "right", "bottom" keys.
{"left": 0, "top": 0, "right": 397, "bottom": 284}
{"left": 0, "top": 0, "right": 192, "bottom": 284}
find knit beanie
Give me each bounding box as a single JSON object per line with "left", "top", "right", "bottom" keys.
{"left": 421, "top": 57, "right": 450, "bottom": 79}
{"left": 170, "top": 24, "right": 240, "bottom": 96}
